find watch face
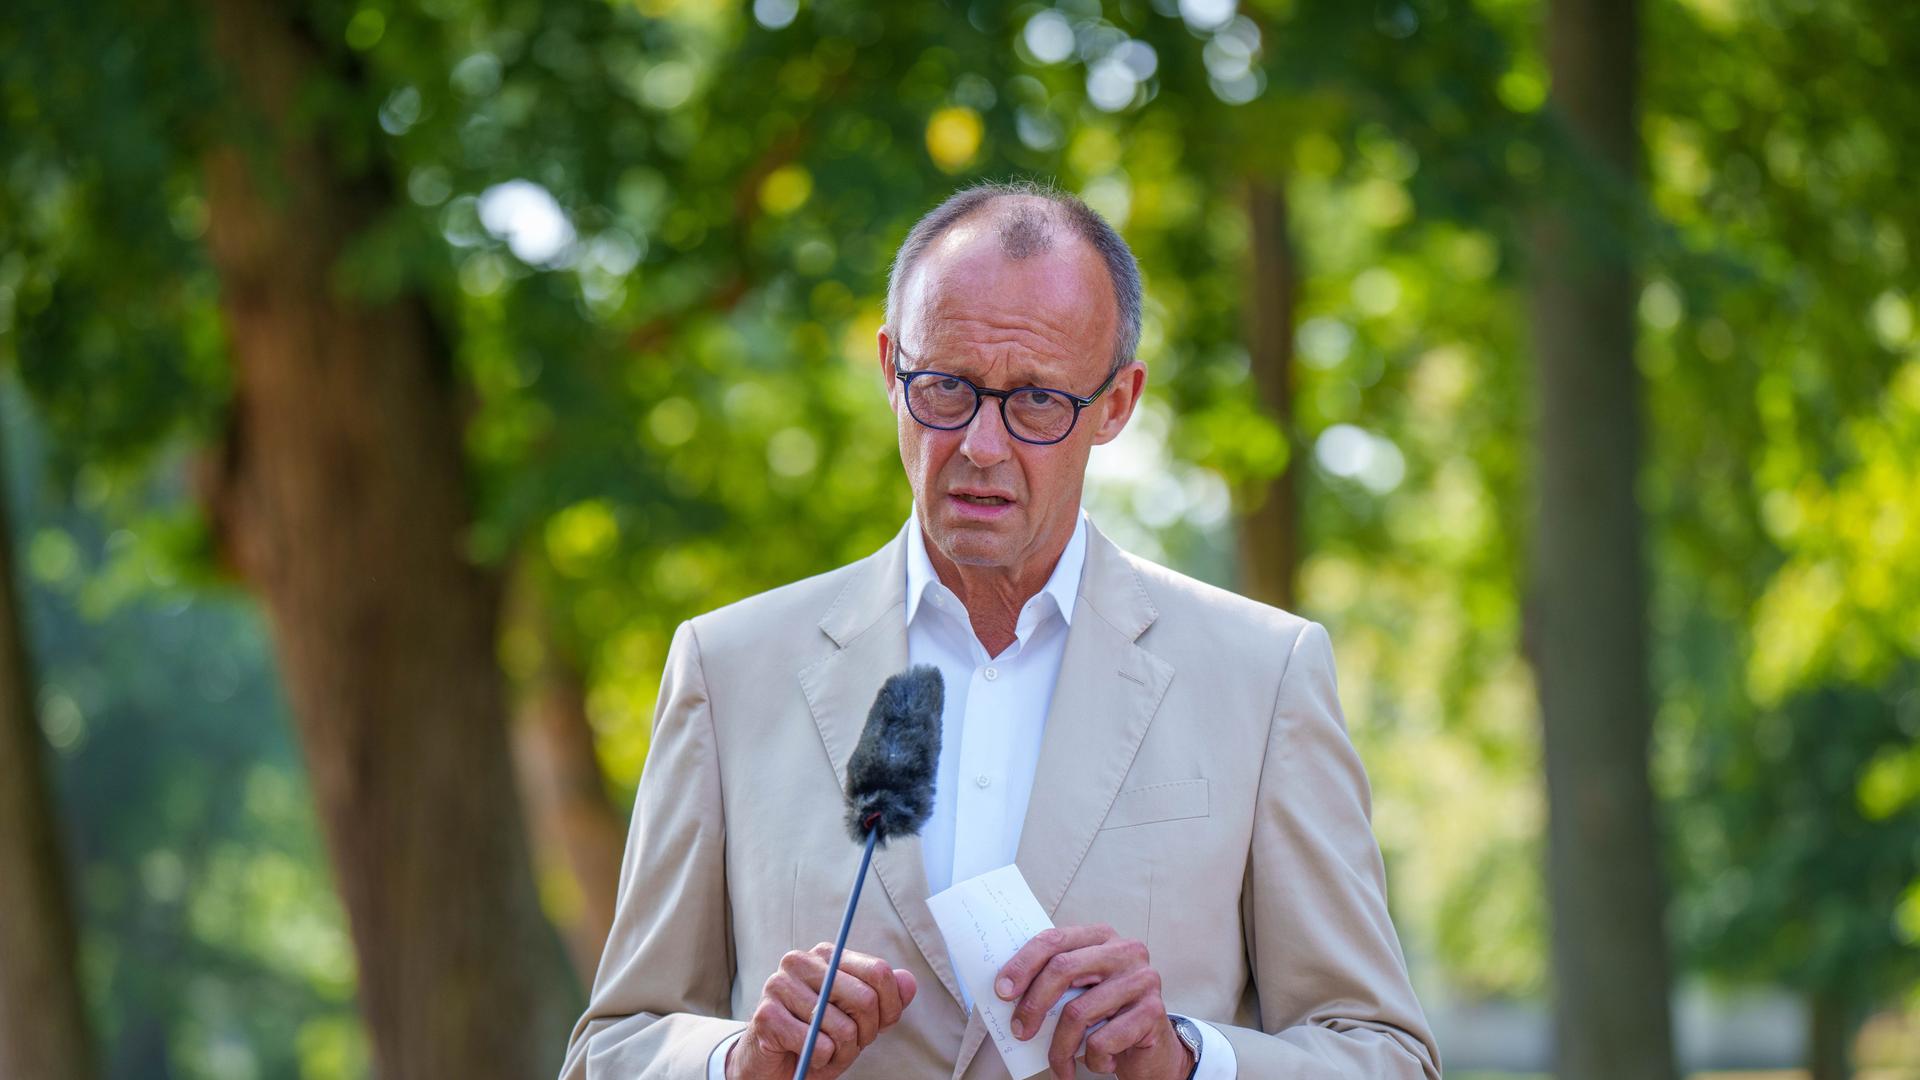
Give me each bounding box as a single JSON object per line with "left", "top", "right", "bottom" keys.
{"left": 1170, "top": 1017, "right": 1201, "bottom": 1076}
{"left": 1173, "top": 1016, "right": 1201, "bottom": 1052}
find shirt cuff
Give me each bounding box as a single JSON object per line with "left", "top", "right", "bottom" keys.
{"left": 707, "top": 1031, "right": 743, "bottom": 1080}
{"left": 1186, "top": 1017, "right": 1238, "bottom": 1080}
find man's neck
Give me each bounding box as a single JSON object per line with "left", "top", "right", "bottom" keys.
{"left": 922, "top": 529, "right": 1071, "bottom": 659}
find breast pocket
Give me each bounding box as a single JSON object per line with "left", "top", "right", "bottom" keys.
{"left": 1067, "top": 779, "right": 1211, "bottom": 949}
{"left": 1098, "top": 778, "right": 1209, "bottom": 831}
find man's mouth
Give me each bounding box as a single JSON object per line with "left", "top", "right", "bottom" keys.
{"left": 954, "top": 494, "right": 1011, "bottom": 506}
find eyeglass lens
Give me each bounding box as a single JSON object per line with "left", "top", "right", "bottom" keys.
{"left": 906, "top": 375, "right": 1079, "bottom": 442}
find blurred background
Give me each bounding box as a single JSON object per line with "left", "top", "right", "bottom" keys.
{"left": 2, "top": 0, "right": 1917, "bottom": 1077}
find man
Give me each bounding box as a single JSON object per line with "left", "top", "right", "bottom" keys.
{"left": 559, "top": 182, "right": 1440, "bottom": 1080}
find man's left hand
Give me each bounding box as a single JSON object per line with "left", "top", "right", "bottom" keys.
{"left": 994, "top": 924, "right": 1194, "bottom": 1080}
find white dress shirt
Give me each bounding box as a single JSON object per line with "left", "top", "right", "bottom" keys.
{"left": 709, "top": 512, "right": 1234, "bottom": 1079}
{"left": 908, "top": 509, "right": 1085, "bottom": 902}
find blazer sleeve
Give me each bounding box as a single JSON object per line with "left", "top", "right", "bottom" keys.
{"left": 558, "top": 620, "right": 747, "bottom": 1080}
{"left": 1211, "top": 621, "right": 1443, "bottom": 1078}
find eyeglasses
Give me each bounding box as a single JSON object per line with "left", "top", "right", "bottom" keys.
{"left": 892, "top": 343, "right": 1122, "bottom": 446}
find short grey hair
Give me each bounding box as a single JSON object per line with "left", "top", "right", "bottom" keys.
{"left": 884, "top": 180, "right": 1143, "bottom": 372}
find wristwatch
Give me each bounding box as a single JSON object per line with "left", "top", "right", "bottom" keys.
{"left": 1168, "top": 1014, "right": 1202, "bottom": 1079}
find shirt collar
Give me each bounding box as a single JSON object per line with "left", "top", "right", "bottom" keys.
{"left": 905, "top": 508, "right": 1088, "bottom": 632}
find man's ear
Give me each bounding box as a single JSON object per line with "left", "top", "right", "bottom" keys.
{"left": 1090, "top": 361, "right": 1147, "bottom": 445}
{"left": 877, "top": 327, "right": 900, "bottom": 407}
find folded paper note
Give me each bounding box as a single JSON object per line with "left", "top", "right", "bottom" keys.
{"left": 926, "top": 864, "right": 1087, "bottom": 1079}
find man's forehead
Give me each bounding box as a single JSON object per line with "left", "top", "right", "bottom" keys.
{"left": 901, "top": 220, "right": 1113, "bottom": 341}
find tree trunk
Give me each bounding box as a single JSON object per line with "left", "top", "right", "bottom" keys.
{"left": 507, "top": 573, "right": 626, "bottom": 985}
{"left": 1236, "top": 179, "right": 1300, "bottom": 611}
{"left": 195, "top": 2, "right": 574, "bottom": 1074}
{"left": 1526, "top": 1, "right": 1677, "bottom": 1079}
{"left": 0, "top": 409, "right": 96, "bottom": 1080}
{"left": 1808, "top": 991, "right": 1853, "bottom": 1080}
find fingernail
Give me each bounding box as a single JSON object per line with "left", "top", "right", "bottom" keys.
{"left": 1010, "top": 1018, "right": 1025, "bottom": 1039}
{"left": 996, "top": 977, "right": 1014, "bottom": 999}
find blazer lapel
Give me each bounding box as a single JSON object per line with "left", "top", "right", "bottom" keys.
{"left": 951, "top": 522, "right": 1175, "bottom": 1080}
{"left": 797, "top": 524, "right": 970, "bottom": 1018}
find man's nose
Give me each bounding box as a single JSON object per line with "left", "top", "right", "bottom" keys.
{"left": 958, "top": 397, "right": 1013, "bottom": 469}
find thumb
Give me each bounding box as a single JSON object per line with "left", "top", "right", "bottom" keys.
{"left": 893, "top": 968, "right": 919, "bottom": 1009}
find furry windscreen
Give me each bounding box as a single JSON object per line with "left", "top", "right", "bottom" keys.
{"left": 843, "top": 665, "right": 944, "bottom": 844}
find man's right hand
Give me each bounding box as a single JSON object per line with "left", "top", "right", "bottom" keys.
{"left": 727, "top": 943, "right": 919, "bottom": 1080}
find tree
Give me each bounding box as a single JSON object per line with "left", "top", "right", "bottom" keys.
{"left": 189, "top": 0, "right": 578, "bottom": 1072}
{"left": 35, "top": 0, "right": 1917, "bottom": 1072}
{"left": 3, "top": 0, "right": 1081, "bottom": 1066}
{"left": 1526, "top": 0, "right": 1678, "bottom": 1076}
{"left": 1235, "top": 180, "right": 1301, "bottom": 609}
{"left": 0, "top": 401, "right": 95, "bottom": 1080}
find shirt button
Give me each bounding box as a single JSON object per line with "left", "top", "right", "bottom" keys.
{"left": 984, "top": 667, "right": 998, "bottom": 681}
{"left": 975, "top": 775, "right": 991, "bottom": 788}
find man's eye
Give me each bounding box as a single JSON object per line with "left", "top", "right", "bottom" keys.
{"left": 1021, "top": 391, "right": 1061, "bottom": 408}
{"left": 935, "top": 378, "right": 966, "bottom": 393}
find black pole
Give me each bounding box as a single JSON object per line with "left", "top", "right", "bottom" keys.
{"left": 793, "top": 821, "right": 881, "bottom": 1080}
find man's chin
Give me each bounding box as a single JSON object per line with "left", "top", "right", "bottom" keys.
{"left": 942, "top": 546, "right": 1011, "bottom": 568}
{"left": 926, "top": 522, "right": 1015, "bottom": 568}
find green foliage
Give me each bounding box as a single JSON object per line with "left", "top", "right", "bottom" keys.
{"left": 1673, "top": 676, "right": 1920, "bottom": 1007}
{"left": 1640, "top": 0, "right": 1920, "bottom": 1018}
{"left": 4, "top": 0, "right": 1560, "bottom": 1027}
{"left": 0, "top": 2, "right": 229, "bottom": 471}
{"left": 7, "top": 0, "right": 1920, "bottom": 1069}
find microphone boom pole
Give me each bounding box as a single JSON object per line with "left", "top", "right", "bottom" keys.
{"left": 792, "top": 815, "right": 881, "bottom": 1080}
{"left": 791, "top": 666, "right": 943, "bottom": 1080}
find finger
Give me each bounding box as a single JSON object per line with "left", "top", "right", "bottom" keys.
{"left": 797, "top": 946, "right": 883, "bottom": 1046}
{"left": 996, "top": 924, "right": 1116, "bottom": 1003}
{"left": 827, "top": 1009, "right": 864, "bottom": 1074}
{"left": 805, "top": 1031, "right": 838, "bottom": 1069}
{"left": 749, "top": 994, "right": 809, "bottom": 1060}
{"left": 767, "top": 969, "right": 861, "bottom": 1060}
{"left": 1047, "top": 969, "right": 1148, "bottom": 1076}
{"left": 852, "top": 949, "right": 902, "bottom": 1022}
{"left": 768, "top": 973, "right": 858, "bottom": 1059}
{"left": 1013, "top": 937, "right": 1144, "bottom": 1041}
{"left": 790, "top": 947, "right": 876, "bottom": 1047}
{"left": 1084, "top": 999, "right": 1163, "bottom": 1073}
{"left": 834, "top": 949, "right": 904, "bottom": 1031}
{"left": 841, "top": 975, "right": 881, "bottom": 1048}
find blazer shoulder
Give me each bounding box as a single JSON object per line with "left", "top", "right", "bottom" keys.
{"left": 683, "top": 546, "right": 882, "bottom": 659}
{"left": 1122, "top": 550, "right": 1314, "bottom": 658}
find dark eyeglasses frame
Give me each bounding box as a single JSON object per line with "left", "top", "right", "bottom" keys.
{"left": 890, "top": 342, "right": 1123, "bottom": 446}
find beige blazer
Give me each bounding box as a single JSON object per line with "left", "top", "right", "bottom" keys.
{"left": 560, "top": 520, "right": 1440, "bottom": 1079}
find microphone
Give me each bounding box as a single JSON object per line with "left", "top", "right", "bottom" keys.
{"left": 795, "top": 665, "right": 943, "bottom": 1080}
{"left": 844, "top": 664, "right": 944, "bottom": 844}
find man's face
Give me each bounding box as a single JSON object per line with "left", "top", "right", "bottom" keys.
{"left": 880, "top": 213, "right": 1144, "bottom": 579}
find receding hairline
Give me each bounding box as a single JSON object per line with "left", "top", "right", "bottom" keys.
{"left": 884, "top": 182, "right": 1145, "bottom": 371}
{"left": 893, "top": 200, "right": 1110, "bottom": 334}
